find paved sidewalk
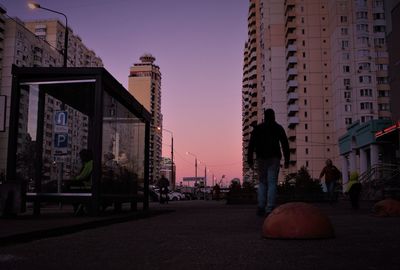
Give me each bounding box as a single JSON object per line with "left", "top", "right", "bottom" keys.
{"left": 0, "top": 202, "right": 172, "bottom": 246}
{"left": 0, "top": 200, "right": 399, "bottom": 269}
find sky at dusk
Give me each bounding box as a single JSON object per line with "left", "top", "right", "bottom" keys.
{"left": 1, "top": 0, "right": 248, "bottom": 186}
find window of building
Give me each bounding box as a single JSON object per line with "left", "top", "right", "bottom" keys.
{"left": 305, "top": 136, "right": 308, "bottom": 142}
{"left": 359, "top": 75, "right": 372, "bottom": 83}
{"left": 342, "top": 52, "right": 350, "bottom": 60}
{"left": 378, "top": 90, "right": 390, "bottom": 97}
{"left": 377, "top": 77, "right": 388, "bottom": 84}
{"left": 301, "top": 17, "right": 305, "bottom": 23}
{"left": 341, "top": 28, "right": 348, "bottom": 35}
{"left": 327, "top": 148, "right": 330, "bottom": 152}
{"left": 302, "top": 40, "right": 305, "bottom": 46}
{"left": 356, "top": 24, "right": 369, "bottom": 32}
{"left": 302, "top": 29, "right": 305, "bottom": 35}
{"left": 344, "top": 78, "right": 351, "bottom": 86}
{"left": 378, "top": 103, "right": 390, "bottom": 111}
{"left": 374, "top": 37, "right": 385, "bottom": 46}
{"left": 356, "top": 11, "right": 368, "bottom": 19}
{"left": 343, "top": 66, "right": 350, "bottom": 73}
{"left": 304, "top": 75, "right": 307, "bottom": 81}
{"left": 305, "top": 148, "right": 309, "bottom": 155}
{"left": 304, "top": 111, "right": 308, "bottom": 118}
{"left": 361, "top": 115, "right": 373, "bottom": 123}
{"left": 360, "top": 102, "right": 373, "bottom": 110}
{"left": 373, "top": 13, "right": 385, "bottom": 20}
{"left": 345, "top": 104, "right": 352, "bottom": 112}
{"left": 376, "top": 64, "right": 388, "bottom": 71}
{"left": 374, "top": 26, "right": 386, "bottom": 33}
{"left": 304, "top": 99, "right": 308, "bottom": 106}
{"left": 359, "top": 62, "right": 371, "bottom": 71}
{"left": 303, "top": 52, "right": 306, "bottom": 58}
{"left": 340, "top": 16, "right": 348, "bottom": 23}
{"left": 344, "top": 91, "right": 351, "bottom": 99}
{"left": 305, "top": 123, "right": 308, "bottom": 130}
{"left": 304, "top": 87, "right": 307, "bottom": 93}
{"left": 342, "top": 40, "right": 349, "bottom": 49}
{"left": 345, "top": 118, "right": 352, "bottom": 125}
{"left": 303, "top": 63, "right": 306, "bottom": 69}
{"left": 360, "top": 89, "right": 372, "bottom": 97}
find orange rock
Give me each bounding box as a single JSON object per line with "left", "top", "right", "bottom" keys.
{"left": 262, "top": 202, "right": 334, "bottom": 239}
{"left": 373, "top": 199, "right": 400, "bottom": 217}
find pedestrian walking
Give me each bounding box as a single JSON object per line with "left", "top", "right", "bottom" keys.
{"left": 157, "top": 175, "right": 170, "bottom": 204}
{"left": 247, "top": 109, "right": 290, "bottom": 217}
{"left": 345, "top": 172, "right": 362, "bottom": 210}
{"left": 319, "top": 159, "right": 341, "bottom": 203}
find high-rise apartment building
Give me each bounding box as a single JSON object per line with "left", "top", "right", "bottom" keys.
{"left": 242, "top": 0, "right": 391, "bottom": 179}
{"left": 24, "top": 20, "right": 103, "bottom": 67}
{"left": 128, "top": 54, "right": 162, "bottom": 184}
{"left": 0, "top": 13, "right": 103, "bottom": 176}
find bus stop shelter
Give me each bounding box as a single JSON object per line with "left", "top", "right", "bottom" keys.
{"left": 6, "top": 66, "right": 151, "bottom": 215}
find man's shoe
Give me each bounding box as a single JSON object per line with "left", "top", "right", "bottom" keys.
{"left": 257, "top": 207, "right": 265, "bottom": 217}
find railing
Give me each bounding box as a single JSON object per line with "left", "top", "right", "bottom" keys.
{"left": 359, "top": 163, "right": 400, "bottom": 200}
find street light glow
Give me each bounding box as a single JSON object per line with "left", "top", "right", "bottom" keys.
{"left": 28, "top": 2, "right": 40, "bottom": 9}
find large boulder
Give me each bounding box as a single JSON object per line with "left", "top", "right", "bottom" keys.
{"left": 262, "top": 202, "right": 334, "bottom": 239}
{"left": 373, "top": 199, "right": 400, "bottom": 217}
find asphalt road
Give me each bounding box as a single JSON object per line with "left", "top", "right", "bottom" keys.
{"left": 0, "top": 200, "right": 399, "bottom": 270}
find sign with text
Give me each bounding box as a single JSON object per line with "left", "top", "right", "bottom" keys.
{"left": 53, "top": 111, "right": 68, "bottom": 155}
{"left": 54, "top": 110, "right": 68, "bottom": 133}
{"left": 182, "top": 177, "right": 205, "bottom": 182}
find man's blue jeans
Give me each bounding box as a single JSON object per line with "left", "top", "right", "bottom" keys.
{"left": 257, "top": 158, "right": 280, "bottom": 212}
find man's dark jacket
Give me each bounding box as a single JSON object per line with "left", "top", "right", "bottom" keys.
{"left": 247, "top": 121, "right": 290, "bottom": 165}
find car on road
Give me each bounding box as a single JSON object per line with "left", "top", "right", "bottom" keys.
{"left": 168, "top": 191, "right": 185, "bottom": 201}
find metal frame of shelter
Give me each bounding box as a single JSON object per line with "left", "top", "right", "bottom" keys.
{"left": 7, "top": 66, "right": 151, "bottom": 215}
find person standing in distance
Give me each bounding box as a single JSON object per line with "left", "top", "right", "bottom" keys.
{"left": 247, "top": 109, "right": 290, "bottom": 217}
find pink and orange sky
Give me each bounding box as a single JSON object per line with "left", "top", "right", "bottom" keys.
{"left": 2, "top": 0, "right": 248, "bottom": 186}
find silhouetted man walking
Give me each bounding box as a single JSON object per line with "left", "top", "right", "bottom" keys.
{"left": 247, "top": 109, "right": 290, "bottom": 216}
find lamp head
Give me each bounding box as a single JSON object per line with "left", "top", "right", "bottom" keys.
{"left": 28, "top": 2, "right": 41, "bottom": 9}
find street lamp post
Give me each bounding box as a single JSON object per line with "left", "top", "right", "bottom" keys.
{"left": 29, "top": 2, "right": 68, "bottom": 67}
{"left": 186, "top": 152, "right": 198, "bottom": 184}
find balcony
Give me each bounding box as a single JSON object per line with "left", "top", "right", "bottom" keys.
{"left": 287, "top": 68, "right": 298, "bottom": 81}
{"left": 286, "top": 44, "right": 297, "bottom": 56}
{"left": 285, "top": 21, "right": 296, "bottom": 34}
{"left": 287, "top": 56, "right": 297, "bottom": 65}
{"left": 287, "top": 80, "right": 298, "bottom": 92}
{"left": 286, "top": 32, "right": 297, "bottom": 43}
{"left": 287, "top": 92, "right": 299, "bottom": 104}
{"left": 288, "top": 104, "right": 299, "bottom": 116}
{"left": 288, "top": 116, "right": 299, "bottom": 128}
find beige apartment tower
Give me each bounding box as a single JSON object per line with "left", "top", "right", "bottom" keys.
{"left": 242, "top": 0, "right": 391, "bottom": 180}
{"left": 128, "top": 54, "right": 162, "bottom": 184}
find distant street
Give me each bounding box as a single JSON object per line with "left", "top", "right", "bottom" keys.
{"left": 0, "top": 200, "right": 399, "bottom": 270}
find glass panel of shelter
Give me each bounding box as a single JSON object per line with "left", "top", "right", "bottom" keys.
{"left": 101, "top": 91, "right": 146, "bottom": 198}
{"left": 17, "top": 80, "right": 95, "bottom": 194}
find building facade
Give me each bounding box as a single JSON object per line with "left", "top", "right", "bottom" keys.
{"left": 160, "top": 157, "right": 176, "bottom": 190}
{"left": 242, "top": 0, "right": 391, "bottom": 180}
{"left": 128, "top": 54, "right": 162, "bottom": 184}
{"left": 0, "top": 13, "right": 103, "bottom": 177}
